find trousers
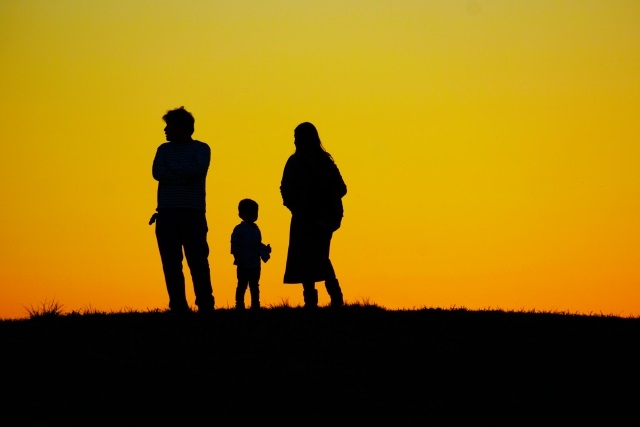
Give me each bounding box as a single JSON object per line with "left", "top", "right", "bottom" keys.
{"left": 155, "top": 209, "right": 214, "bottom": 312}
{"left": 236, "top": 265, "right": 261, "bottom": 309}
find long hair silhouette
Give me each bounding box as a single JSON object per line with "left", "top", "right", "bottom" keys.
{"left": 294, "top": 122, "right": 334, "bottom": 161}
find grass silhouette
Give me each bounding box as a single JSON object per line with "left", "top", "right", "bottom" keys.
{"left": 2, "top": 300, "right": 639, "bottom": 425}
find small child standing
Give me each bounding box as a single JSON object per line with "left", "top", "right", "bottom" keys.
{"left": 231, "top": 198, "right": 271, "bottom": 310}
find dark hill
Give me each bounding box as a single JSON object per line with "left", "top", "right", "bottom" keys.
{"left": 2, "top": 306, "right": 638, "bottom": 425}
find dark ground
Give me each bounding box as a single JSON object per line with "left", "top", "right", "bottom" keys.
{"left": 2, "top": 306, "right": 639, "bottom": 426}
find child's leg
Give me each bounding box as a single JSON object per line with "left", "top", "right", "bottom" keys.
{"left": 248, "top": 266, "right": 261, "bottom": 310}
{"left": 236, "top": 267, "right": 250, "bottom": 309}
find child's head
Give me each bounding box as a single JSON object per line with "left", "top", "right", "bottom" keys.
{"left": 238, "top": 198, "right": 259, "bottom": 223}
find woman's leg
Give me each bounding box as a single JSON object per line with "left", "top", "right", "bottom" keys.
{"left": 323, "top": 252, "right": 343, "bottom": 307}
{"left": 324, "top": 277, "right": 343, "bottom": 307}
{"left": 302, "top": 282, "right": 318, "bottom": 308}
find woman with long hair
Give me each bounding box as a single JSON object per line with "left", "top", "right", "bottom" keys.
{"left": 280, "top": 122, "right": 347, "bottom": 308}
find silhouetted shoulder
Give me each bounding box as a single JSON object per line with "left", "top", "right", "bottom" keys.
{"left": 156, "top": 142, "right": 171, "bottom": 151}
{"left": 193, "top": 139, "right": 210, "bottom": 148}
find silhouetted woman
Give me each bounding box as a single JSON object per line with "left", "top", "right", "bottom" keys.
{"left": 280, "top": 122, "right": 347, "bottom": 308}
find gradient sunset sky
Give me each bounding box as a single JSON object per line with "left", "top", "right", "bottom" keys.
{"left": 1, "top": 1, "right": 639, "bottom": 319}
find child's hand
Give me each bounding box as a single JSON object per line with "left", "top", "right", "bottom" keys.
{"left": 260, "top": 244, "right": 271, "bottom": 262}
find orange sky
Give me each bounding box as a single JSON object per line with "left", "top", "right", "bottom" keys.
{"left": 1, "top": 1, "right": 639, "bottom": 319}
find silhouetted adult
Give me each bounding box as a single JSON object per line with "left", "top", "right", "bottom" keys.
{"left": 150, "top": 106, "right": 215, "bottom": 314}
{"left": 280, "top": 122, "right": 347, "bottom": 308}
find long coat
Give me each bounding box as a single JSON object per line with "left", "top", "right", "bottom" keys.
{"left": 280, "top": 152, "right": 347, "bottom": 284}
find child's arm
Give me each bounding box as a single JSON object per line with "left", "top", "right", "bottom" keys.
{"left": 230, "top": 227, "right": 241, "bottom": 264}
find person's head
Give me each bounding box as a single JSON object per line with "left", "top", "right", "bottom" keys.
{"left": 238, "top": 198, "right": 259, "bottom": 223}
{"left": 294, "top": 122, "right": 331, "bottom": 158}
{"left": 163, "top": 106, "right": 195, "bottom": 142}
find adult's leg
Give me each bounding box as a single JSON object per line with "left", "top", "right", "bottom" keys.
{"left": 302, "top": 282, "right": 318, "bottom": 309}
{"left": 316, "top": 231, "right": 343, "bottom": 306}
{"left": 324, "top": 259, "right": 343, "bottom": 307}
{"left": 183, "top": 210, "right": 214, "bottom": 312}
{"left": 155, "top": 210, "right": 189, "bottom": 312}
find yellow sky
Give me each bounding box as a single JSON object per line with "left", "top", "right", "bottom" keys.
{"left": 1, "top": 0, "right": 639, "bottom": 319}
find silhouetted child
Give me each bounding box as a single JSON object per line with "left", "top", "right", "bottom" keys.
{"left": 231, "top": 198, "right": 271, "bottom": 310}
